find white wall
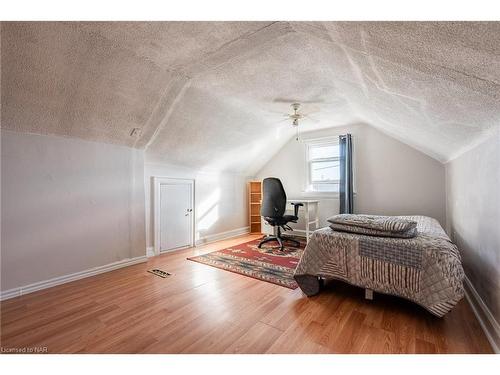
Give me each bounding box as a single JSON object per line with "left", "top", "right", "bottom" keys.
{"left": 1, "top": 130, "right": 146, "bottom": 291}
{"left": 144, "top": 160, "right": 249, "bottom": 248}
{"left": 256, "top": 123, "right": 446, "bottom": 229}
{"left": 446, "top": 127, "right": 500, "bottom": 321}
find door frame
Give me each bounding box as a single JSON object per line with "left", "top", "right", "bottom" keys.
{"left": 153, "top": 177, "right": 195, "bottom": 256}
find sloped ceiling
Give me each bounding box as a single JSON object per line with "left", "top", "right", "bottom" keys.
{"left": 2, "top": 21, "right": 500, "bottom": 174}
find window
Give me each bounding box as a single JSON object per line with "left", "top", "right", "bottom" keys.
{"left": 305, "top": 139, "right": 340, "bottom": 193}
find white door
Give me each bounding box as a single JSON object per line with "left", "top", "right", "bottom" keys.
{"left": 159, "top": 182, "right": 193, "bottom": 252}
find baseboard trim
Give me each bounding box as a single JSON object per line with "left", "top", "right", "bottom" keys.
{"left": 146, "top": 247, "right": 155, "bottom": 257}
{"left": 0, "top": 256, "right": 148, "bottom": 301}
{"left": 463, "top": 275, "right": 500, "bottom": 353}
{"left": 196, "top": 226, "right": 250, "bottom": 246}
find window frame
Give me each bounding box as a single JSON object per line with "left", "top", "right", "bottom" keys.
{"left": 304, "top": 137, "right": 340, "bottom": 193}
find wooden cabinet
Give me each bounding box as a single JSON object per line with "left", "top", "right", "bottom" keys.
{"left": 248, "top": 181, "right": 262, "bottom": 234}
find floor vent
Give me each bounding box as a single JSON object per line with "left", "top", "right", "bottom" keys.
{"left": 148, "top": 269, "right": 171, "bottom": 278}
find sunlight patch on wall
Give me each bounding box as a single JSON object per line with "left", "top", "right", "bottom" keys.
{"left": 197, "top": 187, "right": 221, "bottom": 231}
{"left": 198, "top": 205, "right": 219, "bottom": 231}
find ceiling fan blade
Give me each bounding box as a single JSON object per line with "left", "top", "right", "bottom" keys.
{"left": 264, "top": 109, "right": 290, "bottom": 115}
{"left": 303, "top": 115, "right": 320, "bottom": 123}
{"left": 302, "top": 109, "right": 320, "bottom": 116}
{"left": 270, "top": 118, "right": 291, "bottom": 125}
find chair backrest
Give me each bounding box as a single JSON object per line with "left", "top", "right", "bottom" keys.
{"left": 260, "top": 177, "right": 287, "bottom": 218}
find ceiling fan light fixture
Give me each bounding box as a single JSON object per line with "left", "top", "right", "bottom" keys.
{"left": 273, "top": 102, "right": 314, "bottom": 141}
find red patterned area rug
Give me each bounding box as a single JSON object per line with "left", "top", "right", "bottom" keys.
{"left": 187, "top": 236, "right": 306, "bottom": 289}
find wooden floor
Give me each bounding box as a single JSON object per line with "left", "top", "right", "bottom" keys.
{"left": 0, "top": 235, "right": 493, "bottom": 354}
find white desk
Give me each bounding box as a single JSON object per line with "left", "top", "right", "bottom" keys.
{"left": 287, "top": 200, "right": 320, "bottom": 241}
{"left": 261, "top": 200, "right": 320, "bottom": 242}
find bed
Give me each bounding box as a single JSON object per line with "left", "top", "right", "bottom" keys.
{"left": 293, "top": 215, "right": 465, "bottom": 317}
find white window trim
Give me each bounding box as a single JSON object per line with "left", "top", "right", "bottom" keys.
{"left": 303, "top": 138, "right": 340, "bottom": 194}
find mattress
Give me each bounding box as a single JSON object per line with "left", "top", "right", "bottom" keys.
{"left": 293, "top": 215, "right": 465, "bottom": 317}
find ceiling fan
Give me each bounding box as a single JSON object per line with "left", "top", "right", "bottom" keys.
{"left": 287, "top": 103, "right": 306, "bottom": 126}
{"left": 282, "top": 103, "right": 318, "bottom": 140}
{"left": 277, "top": 103, "right": 319, "bottom": 127}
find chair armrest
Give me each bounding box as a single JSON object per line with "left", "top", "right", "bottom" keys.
{"left": 290, "top": 202, "right": 304, "bottom": 217}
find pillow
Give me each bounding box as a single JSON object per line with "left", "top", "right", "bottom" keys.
{"left": 327, "top": 214, "right": 417, "bottom": 238}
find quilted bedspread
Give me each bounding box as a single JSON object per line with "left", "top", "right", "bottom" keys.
{"left": 293, "top": 215, "right": 465, "bottom": 317}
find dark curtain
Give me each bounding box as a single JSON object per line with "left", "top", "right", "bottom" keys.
{"left": 339, "top": 134, "right": 353, "bottom": 214}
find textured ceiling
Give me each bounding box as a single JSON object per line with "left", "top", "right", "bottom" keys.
{"left": 2, "top": 22, "right": 500, "bottom": 174}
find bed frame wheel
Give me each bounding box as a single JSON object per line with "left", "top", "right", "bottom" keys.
{"left": 365, "top": 288, "right": 374, "bottom": 300}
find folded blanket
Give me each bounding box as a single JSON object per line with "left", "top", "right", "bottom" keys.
{"left": 327, "top": 214, "right": 417, "bottom": 238}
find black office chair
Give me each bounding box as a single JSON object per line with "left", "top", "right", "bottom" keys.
{"left": 258, "top": 177, "right": 303, "bottom": 251}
